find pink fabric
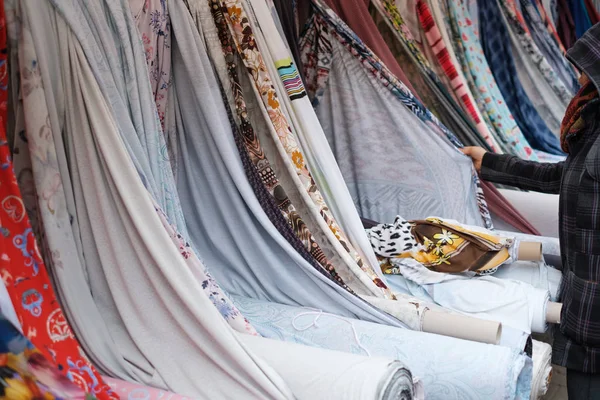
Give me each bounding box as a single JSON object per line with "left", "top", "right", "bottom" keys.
{"left": 321, "top": 0, "right": 420, "bottom": 99}
{"left": 103, "top": 377, "right": 193, "bottom": 400}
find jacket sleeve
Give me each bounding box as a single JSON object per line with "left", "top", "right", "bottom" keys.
{"left": 480, "top": 153, "right": 564, "bottom": 194}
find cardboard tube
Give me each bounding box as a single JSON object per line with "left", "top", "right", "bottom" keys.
{"left": 517, "top": 241, "right": 543, "bottom": 261}
{"left": 422, "top": 309, "right": 502, "bottom": 345}
{"left": 546, "top": 302, "right": 562, "bottom": 324}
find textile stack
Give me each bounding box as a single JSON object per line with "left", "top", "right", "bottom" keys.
{"left": 0, "top": 0, "right": 597, "bottom": 398}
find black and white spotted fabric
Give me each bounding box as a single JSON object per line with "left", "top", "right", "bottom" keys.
{"left": 365, "top": 216, "right": 420, "bottom": 257}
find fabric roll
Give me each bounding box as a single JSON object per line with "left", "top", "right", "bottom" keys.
{"left": 320, "top": 0, "right": 419, "bottom": 96}
{"left": 531, "top": 340, "right": 553, "bottom": 399}
{"left": 556, "top": 0, "right": 576, "bottom": 49}
{"left": 15, "top": 0, "right": 145, "bottom": 383}
{"left": 238, "top": 333, "right": 418, "bottom": 400}
{"left": 386, "top": 269, "right": 550, "bottom": 334}
{"left": 17, "top": 0, "right": 304, "bottom": 397}
{"left": 498, "top": 0, "right": 573, "bottom": 105}
{"left": 413, "top": 0, "right": 501, "bottom": 151}
{"left": 186, "top": 0, "right": 355, "bottom": 294}
{"left": 367, "top": 216, "right": 516, "bottom": 274}
{"left": 232, "top": 295, "right": 533, "bottom": 400}
{"left": 492, "top": 260, "right": 562, "bottom": 301}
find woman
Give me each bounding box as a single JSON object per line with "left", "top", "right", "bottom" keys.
{"left": 462, "top": 22, "right": 600, "bottom": 399}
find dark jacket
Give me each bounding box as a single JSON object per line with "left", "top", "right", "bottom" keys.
{"left": 480, "top": 22, "right": 600, "bottom": 373}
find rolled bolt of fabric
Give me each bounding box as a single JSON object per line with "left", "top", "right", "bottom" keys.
{"left": 421, "top": 309, "right": 502, "bottom": 345}
{"left": 546, "top": 302, "right": 563, "bottom": 324}
{"left": 517, "top": 242, "right": 543, "bottom": 261}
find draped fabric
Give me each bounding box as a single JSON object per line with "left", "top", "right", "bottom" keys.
{"left": 242, "top": 0, "right": 396, "bottom": 288}
{"left": 0, "top": 3, "right": 114, "bottom": 397}
{"left": 232, "top": 295, "right": 533, "bottom": 400}
{"left": 368, "top": 0, "right": 493, "bottom": 151}
{"left": 478, "top": 0, "right": 564, "bottom": 155}
{"left": 521, "top": 0, "right": 580, "bottom": 94}
{"left": 171, "top": 0, "right": 415, "bottom": 330}
{"left": 0, "top": 315, "right": 93, "bottom": 399}
{"left": 213, "top": 0, "right": 401, "bottom": 301}
{"left": 446, "top": 0, "right": 538, "bottom": 160}
{"left": 497, "top": 0, "right": 573, "bottom": 105}
{"left": 570, "top": 0, "right": 593, "bottom": 39}
{"left": 556, "top": 0, "right": 577, "bottom": 49}
{"left": 414, "top": 0, "right": 500, "bottom": 152}
{"left": 320, "top": 0, "right": 419, "bottom": 97}
{"left": 299, "top": 2, "right": 485, "bottom": 229}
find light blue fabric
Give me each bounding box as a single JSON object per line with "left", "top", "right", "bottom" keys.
{"left": 232, "top": 295, "right": 533, "bottom": 400}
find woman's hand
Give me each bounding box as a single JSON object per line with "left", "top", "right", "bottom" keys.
{"left": 460, "top": 146, "right": 487, "bottom": 173}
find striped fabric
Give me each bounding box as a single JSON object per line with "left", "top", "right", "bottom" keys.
{"left": 416, "top": 0, "right": 500, "bottom": 152}
{"left": 275, "top": 57, "right": 307, "bottom": 100}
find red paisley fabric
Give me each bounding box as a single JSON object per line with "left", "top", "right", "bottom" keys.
{"left": 0, "top": 1, "right": 116, "bottom": 398}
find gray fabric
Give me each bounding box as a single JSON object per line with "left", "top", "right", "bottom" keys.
{"left": 314, "top": 31, "right": 482, "bottom": 225}
{"left": 169, "top": 0, "right": 402, "bottom": 326}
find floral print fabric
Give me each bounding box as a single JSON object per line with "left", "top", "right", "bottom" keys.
{"left": 0, "top": 316, "right": 95, "bottom": 400}
{"left": 446, "top": 0, "right": 538, "bottom": 160}
{"left": 207, "top": 2, "right": 352, "bottom": 292}
{"left": 129, "top": 0, "right": 171, "bottom": 130}
{"left": 0, "top": 3, "right": 115, "bottom": 397}
{"left": 215, "top": 0, "right": 394, "bottom": 297}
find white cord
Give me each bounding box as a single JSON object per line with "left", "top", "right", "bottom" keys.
{"left": 291, "top": 308, "right": 371, "bottom": 357}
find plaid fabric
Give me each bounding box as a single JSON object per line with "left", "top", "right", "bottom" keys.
{"left": 478, "top": 0, "right": 564, "bottom": 155}
{"left": 480, "top": 22, "right": 600, "bottom": 373}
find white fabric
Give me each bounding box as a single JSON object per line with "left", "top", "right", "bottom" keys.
{"left": 238, "top": 333, "right": 418, "bottom": 400}
{"left": 232, "top": 295, "right": 533, "bottom": 400}
{"left": 498, "top": 189, "right": 560, "bottom": 238}
{"left": 386, "top": 268, "right": 550, "bottom": 333}
{"left": 531, "top": 340, "right": 552, "bottom": 399}
{"left": 493, "top": 261, "right": 562, "bottom": 301}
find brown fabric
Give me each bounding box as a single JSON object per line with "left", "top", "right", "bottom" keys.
{"left": 407, "top": 219, "right": 511, "bottom": 273}
{"left": 320, "top": 0, "right": 420, "bottom": 99}
{"left": 557, "top": 0, "right": 577, "bottom": 49}
{"left": 560, "top": 75, "right": 599, "bottom": 152}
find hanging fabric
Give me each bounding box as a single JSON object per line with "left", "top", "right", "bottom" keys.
{"left": 320, "top": 0, "right": 419, "bottom": 97}
{"left": 445, "top": 0, "right": 539, "bottom": 160}
{"left": 479, "top": 0, "right": 564, "bottom": 154}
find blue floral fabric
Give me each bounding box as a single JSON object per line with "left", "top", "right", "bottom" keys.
{"left": 478, "top": 0, "right": 564, "bottom": 155}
